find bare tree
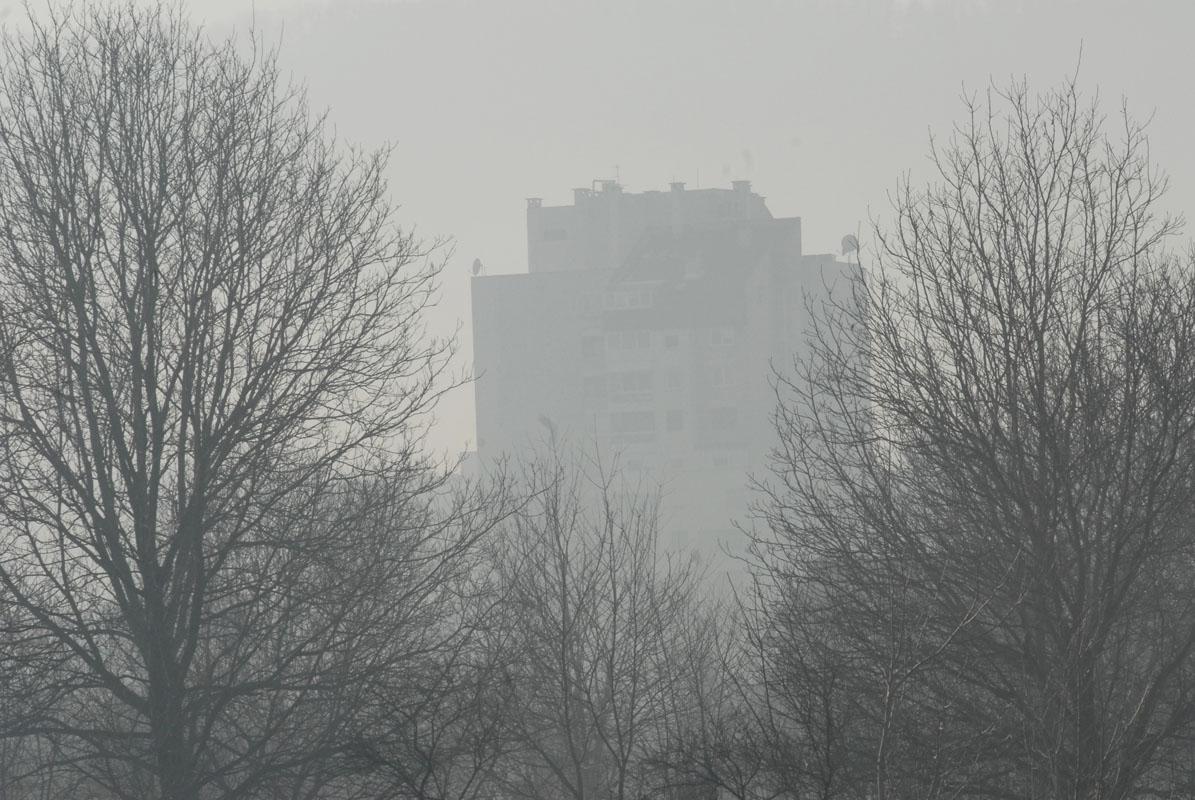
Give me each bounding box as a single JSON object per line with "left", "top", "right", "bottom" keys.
{"left": 656, "top": 564, "right": 871, "bottom": 800}
{"left": 0, "top": 4, "right": 476, "bottom": 798}
{"left": 649, "top": 597, "right": 775, "bottom": 800}
{"left": 757, "top": 79, "right": 1195, "bottom": 799}
{"left": 337, "top": 489, "right": 523, "bottom": 800}
{"left": 493, "top": 448, "right": 700, "bottom": 800}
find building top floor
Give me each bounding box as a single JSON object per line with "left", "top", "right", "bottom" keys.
{"left": 526, "top": 179, "right": 794, "bottom": 273}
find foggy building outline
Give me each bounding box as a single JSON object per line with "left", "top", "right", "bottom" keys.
{"left": 470, "top": 178, "right": 847, "bottom": 561}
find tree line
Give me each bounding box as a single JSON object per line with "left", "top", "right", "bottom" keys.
{"left": 0, "top": 4, "right": 1194, "bottom": 800}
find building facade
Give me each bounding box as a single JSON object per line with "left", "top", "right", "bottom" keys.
{"left": 472, "top": 180, "right": 845, "bottom": 563}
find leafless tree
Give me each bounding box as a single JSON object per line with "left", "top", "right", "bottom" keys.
{"left": 333, "top": 487, "right": 523, "bottom": 800}
{"left": 648, "top": 597, "right": 773, "bottom": 800}
{"left": 757, "top": 79, "right": 1195, "bottom": 799}
{"left": 493, "top": 447, "right": 701, "bottom": 800}
{"left": 0, "top": 4, "right": 482, "bottom": 798}
{"left": 656, "top": 565, "right": 870, "bottom": 800}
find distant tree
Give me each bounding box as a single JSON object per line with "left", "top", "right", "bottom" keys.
{"left": 335, "top": 489, "right": 522, "bottom": 800}
{"left": 493, "top": 448, "right": 700, "bottom": 800}
{"left": 0, "top": 4, "right": 482, "bottom": 798}
{"left": 648, "top": 596, "right": 785, "bottom": 800}
{"left": 758, "top": 79, "right": 1195, "bottom": 799}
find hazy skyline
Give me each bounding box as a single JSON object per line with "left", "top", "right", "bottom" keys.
{"left": 25, "top": 0, "right": 1194, "bottom": 458}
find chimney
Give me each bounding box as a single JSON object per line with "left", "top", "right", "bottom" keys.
{"left": 527, "top": 197, "right": 542, "bottom": 209}
{"left": 669, "top": 181, "right": 686, "bottom": 192}
{"left": 731, "top": 180, "right": 752, "bottom": 193}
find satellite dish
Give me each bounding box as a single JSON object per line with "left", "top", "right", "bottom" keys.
{"left": 472, "top": 257, "right": 483, "bottom": 276}
{"left": 841, "top": 234, "right": 859, "bottom": 256}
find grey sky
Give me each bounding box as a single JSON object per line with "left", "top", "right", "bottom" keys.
{"left": 19, "top": 0, "right": 1195, "bottom": 457}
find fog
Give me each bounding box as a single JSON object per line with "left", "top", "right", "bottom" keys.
{"left": 161, "top": 0, "right": 1195, "bottom": 460}
{"left": 4, "top": 3, "right": 1195, "bottom": 795}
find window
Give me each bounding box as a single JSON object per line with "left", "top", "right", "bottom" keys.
{"left": 581, "top": 335, "right": 604, "bottom": 358}
{"left": 609, "top": 371, "right": 653, "bottom": 394}
{"left": 608, "top": 371, "right": 653, "bottom": 403}
{"left": 606, "top": 330, "right": 651, "bottom": 350}
{"left": 604, "top": 287, "right": 655, "bottom": 310}
{"left": 628, "top": 289, "right": 654, "bottom": 308}
{"left": 666, "top": 410, "right": 684, "bottom": 431}
{"left": 709, "top": 327, "right": 736, "bottom": 347}
{"left": 664, "top": 333, "right": 680, "bottom": 349}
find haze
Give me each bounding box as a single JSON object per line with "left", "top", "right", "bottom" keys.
{"left": 46, "top": 0, "right": 1195, "bottom": 458}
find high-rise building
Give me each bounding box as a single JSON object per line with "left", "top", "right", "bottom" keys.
{"left": 471, "top": 179, "right": 846, "bottom": 563}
